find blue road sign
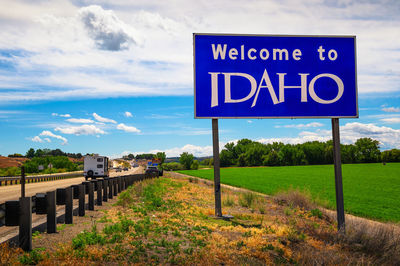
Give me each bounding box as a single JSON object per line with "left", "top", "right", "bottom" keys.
{"left": 194, "top": 34, "right": 357, "bottom": 118}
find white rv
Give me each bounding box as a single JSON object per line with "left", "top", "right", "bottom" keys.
{"left": 84, "top": 154, "right": 109, "bottom": 180}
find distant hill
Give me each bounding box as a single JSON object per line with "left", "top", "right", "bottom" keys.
{"left": 68, "top": 157, "right": 84, "bottom": 163}
{"left": 165, "top": 156, "right": 212, "bottom": 163}
{"left": 0, "top": 156, "right": 28, "bottom": 168}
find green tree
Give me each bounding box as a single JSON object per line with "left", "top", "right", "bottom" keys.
{"left": 301, "top": 141, "right": 327, "bottom": 165}
{"left": 278, "top": 145, "right": 294, "bottom": 166}
{"left": 355, "top": 138, "right": 381, "bottom": 163}
{"left": 26, "top": 148, "right": 35, "bottom": 159}
{"left": 156, "top": 152, "right": 166, "bottom": 165}
{"left": 51, "top": 149, "right": 65, "bottom": 156}
{"left": 243, "top": 144, "right": 268, "bottom": 166}
{"left": 179, "top": 152, "right": 194, "bottom": 170}
{"left": 191, "top": 160, "right": 199, "bottom": 170}
{"left": 8, "top": 153, "right": 24, "bottom": 157}
{"left": 341, "top": 144, "right": 357, "bottom": 164}
{"left": 382, "top": 149, "right": 400, "bottom": 162}
{"left": 220, "top": 149, "right": 234, "bottom": 167}
{"left": 262, "top": 150, "right": 281, "bottom": 166}
{"left": 34, "top": 149, "right": 44, "bottom": 157}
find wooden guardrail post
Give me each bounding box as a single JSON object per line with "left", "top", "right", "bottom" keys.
{"left": 88, "top": 182, "right": 94, "bottom": 211}
{"left": 113, "top": 178, "right": 118, "bottom": 196}
{"left": 19, "top": 197, "right": 32, "bottom": 251}
{"left": 78, "top": 184, "right": 85, "bottom": 216}
{"left": 46, "top": 191, "right": 56, "bottom": 233}
{"left": 65, "top": 186, "right": 73, "bottom": 224}
{"left": 103, "top": 179, "right": 108, "bottom": 202}
{"left": 108, "top": 179, "right": 113, "bottom": 199}
{"left": 97, "top": 180, "right": 102, "bottom": 206}
{"left": 56, "top": 188, "right": 66, "bottom": 205}
{"left": 117, "top": 177, "right": 122, "bottom": 193}
{"left": 72, "top": 185, "right": 79, "bottom": 199}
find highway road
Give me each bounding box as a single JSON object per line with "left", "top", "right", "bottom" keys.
{"left": 0, "top": 167, "right": 143, "bottom": 203}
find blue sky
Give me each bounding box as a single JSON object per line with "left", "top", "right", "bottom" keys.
{"left": 0, "top": 0, "right": 399, "bottom": 158}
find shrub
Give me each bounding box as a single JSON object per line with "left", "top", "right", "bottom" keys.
{"left": 223, "top": 194, "right": 235, "bottom": 207}
{"left": 310, "top": 208, "right": 323, "bottom": 219}
{"left": 5, "top": 167, "right": 20, "bottom": 176}
{"left": 162, "top": 162, "right": 183, "bottom": 171}
{"left": 19, "top": 248, "right": 47, "bottom": 265}
{"left": 190, "top": 160, "right": 199, "bottom": 170}
{"left": 238, "top": 192, "right": 256, "bottom": 208}
{"left": 116, "top": 188, "right": 134, "bottom": 207}
{"left": 274, "top": 188, "right": 314, "bottom": 210}
{"left": 72, "top": 226, "right": 106, "bottom": 250}
{"left": 337, "top": 219, "right": 400, "bottom": 265}
{"left": 179, "top": 152, "right": 194, "bottom": 170}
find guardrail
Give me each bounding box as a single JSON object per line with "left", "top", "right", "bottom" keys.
{"left": 0, "top": 172, "right": 158, "bottom": 251}
{"left": 0, "top": 171, "right": 84, "bottom": 186}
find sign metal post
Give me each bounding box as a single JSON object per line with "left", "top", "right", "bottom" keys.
{"left": 332, "top": 118, "right": 345, "bottom": 232}
{"left": 212, "top": 119, "right": 222, "bottom": 217}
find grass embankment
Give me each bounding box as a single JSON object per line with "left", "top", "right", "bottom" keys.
{"left": 178, "top": 163, "right": 400, "bottom": 222}
{"left": 1, "top": 175, "right": 399, "bottom": 265}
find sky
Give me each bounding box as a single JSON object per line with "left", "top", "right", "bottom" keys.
{"left": 0, "top": 0, "right": 399, "bottom": 158}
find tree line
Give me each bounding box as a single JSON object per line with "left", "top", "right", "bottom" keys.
{"left": 10, "top": 148, "right": 84, "bottom": 159}
{"left": 23, "top": 156, "right": 79, "bottom": 174}
{"left": 220, "top": 138, "right": 399, "bottom": 167}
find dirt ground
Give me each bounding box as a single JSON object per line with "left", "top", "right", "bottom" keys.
{"left": 32, "top": 196, "right": 120, "bottom": 252}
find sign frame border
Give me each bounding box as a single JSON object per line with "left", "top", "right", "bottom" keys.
{"left": 193, "top": 33, "right": 358, "bottom": 119}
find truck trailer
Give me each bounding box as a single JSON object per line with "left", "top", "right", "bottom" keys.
{"left": 84, "top": 154, "right": 109, "bottom": 180}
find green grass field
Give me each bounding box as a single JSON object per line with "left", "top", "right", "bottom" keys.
{"left": 178, "top": 163, "right": 400, "bottom": 223}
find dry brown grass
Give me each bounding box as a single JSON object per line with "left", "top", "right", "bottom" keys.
{"left": 0, "top": 242, "right": 23, "bottom": 265}
{"left": 336, "top": 218, "right": 400, "bottom": 265}
{"left": 274, "top": 188, "right": 315, "bottom": 210}
{"left": 295, "top": 245, "right": 374, "bottom": 265}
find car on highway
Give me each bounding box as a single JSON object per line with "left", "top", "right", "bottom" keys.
{"left": 145, "top": 165, "right": 163, "bottom": 176}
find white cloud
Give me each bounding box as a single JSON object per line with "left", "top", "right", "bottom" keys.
{"left": 39, "top": 130, "right": 68, "bottom": 145}
{"left": 247, "top": 120, "right": 253, "bottom": 123}
{"left": 258, "top": 130, "right": 330, "bottom": 145}
{"left": 382, "top": 107, "right": 400, "bottom": 113}
{"left": 340, "top": 122, "right": 400, "bottom": 148}
{"left": 150, "top": 144, "right": 213, "bottom": 157}
{"left": 380, "top": 117, "right": 400, "bottom": 123}
{"left": 44, "top": 138, "right": 51, "bottom": 143}
{"left": 78, "top": 5, "right": 139, "bottom": 51}
{"left": 124, "top": 111, "right": 133, "bottom": 117}
{"left": 55, "top": 125, "right": 105, "bottom": 136}
{"left": 93, "top": 113, "right": 117, "bottom": 124}
{"left": 113, "top": 144, "right": 215, "bottom": 158}
{"left": 260, "top": 122, "right": 400, "bottom": 149}
{"left": 52, "top": 113, "right": 71, "bottom": 117}
{"left": 117, "top": 123, "right": 140, "bottom": 133}
{"left": 31, "top": 136, "right": 44, "bottom": 143}
{"left": 66, "top": 118, "right": 94, "bottom": 123}
{"left": 275, "top": 122, "right": 324, "bottom": 129}
{"left": 124, "top": 111, "right": 133, "bottom": 118}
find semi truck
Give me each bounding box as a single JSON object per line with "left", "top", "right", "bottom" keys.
{"left": 84, "top": 154, "right": 109, "bottom": 180}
